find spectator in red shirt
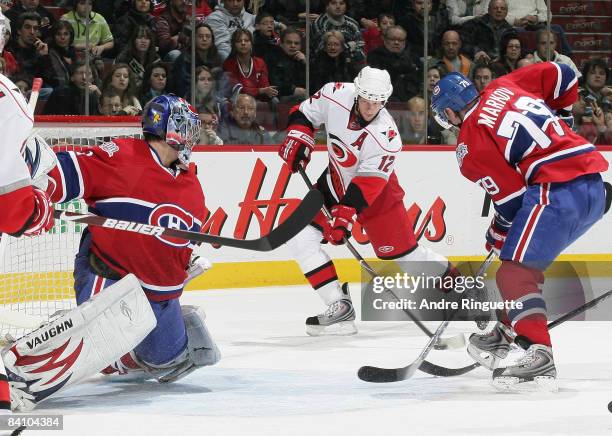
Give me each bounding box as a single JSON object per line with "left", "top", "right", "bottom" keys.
{"left": 361, "top": 12, "right": 394, "bottom": 54}
{"left": 222, "top": 28, "right": 277, "bottom": 101}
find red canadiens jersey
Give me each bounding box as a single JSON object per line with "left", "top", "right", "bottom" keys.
{"left": 456, "top": 62, "right": 608, "bottom": 221}
{"left": 299, "top": 82, "right": 404, "bottom": 205}
{"left": 47, "top": 138, "right": 206, "bottom": 301}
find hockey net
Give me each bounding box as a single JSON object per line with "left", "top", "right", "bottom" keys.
{"left": 0, "top": 116, "right": 142, "bottom": 338}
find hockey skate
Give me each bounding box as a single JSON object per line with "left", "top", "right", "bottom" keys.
{"left": 492, "top": 344, "right": 558, "bottom": 392}
{"left": 467, "top": 322, "right": 516, "bottom": 370}
{"left": 306, "top": 283, "right": 357, "bottom": 336}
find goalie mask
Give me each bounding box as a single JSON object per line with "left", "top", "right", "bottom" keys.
{"left": 142, "top": 94, "right": 201, "bottom": 170}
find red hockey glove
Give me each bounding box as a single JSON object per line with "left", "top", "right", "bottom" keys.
{"left": 485, "top": 213, "right": 511, "bottom": 255}
{"left": 324, "top": 204, "right": 356, "bottom": 245}
{"left": 23, "top": 188, "right": 54, "bottom": 237}
{"left": 278, "top": 125, "right": 315, "bottom": 173}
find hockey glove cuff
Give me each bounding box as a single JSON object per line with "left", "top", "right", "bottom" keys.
{"left": 23, "top": 188, "right": 54, "bottom": 237}
{"left": 324, "top": 204, "right": 356, "bottom": 245}
{"left": 279, "top": 125, "right": 315, "bottom": 173}
{"left": 485, "top": 213, "right": 511, "bottom": 255}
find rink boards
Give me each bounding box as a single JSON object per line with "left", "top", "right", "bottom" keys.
{"left": 185, "top": 145, "right": 612, "bottom": 289}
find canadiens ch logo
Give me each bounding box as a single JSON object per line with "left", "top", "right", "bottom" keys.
{"left": 329, "top": 133, "right": 357, "bottom": 168}
{"left": 456, "top": 143, "right": 468, "bottom": 168}
{"left": 149, "top": 204, "right": 196, "bottom": 247}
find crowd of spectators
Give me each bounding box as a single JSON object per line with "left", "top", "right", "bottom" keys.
{"left": 0, "top": 0, "right": 609, "bottom": 145}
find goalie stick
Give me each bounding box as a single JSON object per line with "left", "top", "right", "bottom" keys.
{"left": 298, "top": 167, "right": 467, "bottom": 350}
{"left": 357, "top": 251, "right": 495, "bottom": 383}
{"left": 53, "top": 189, "right": 324, "bottom": 252}
{"left": 28, "top": 77, "right": 42, "bottom": 113}
{"left": 419, "top": 288, "right": 612, "bottom": 377}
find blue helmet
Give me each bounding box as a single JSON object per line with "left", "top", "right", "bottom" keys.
{"left": 430, "top": 72, "right": 479, "bottom": 129}
{"left": 142, "top": 94, "right": 201, "bottom": 169}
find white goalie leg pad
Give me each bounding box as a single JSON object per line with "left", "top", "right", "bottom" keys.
{"left": 155, "top": 305, "right": 221, "bottom": 383}
{"left": 2, "top": 274, "right": 156, "bottom": 411}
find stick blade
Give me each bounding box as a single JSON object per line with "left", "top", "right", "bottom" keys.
{"left": 433, "top": 333, "right": 466, "bottom": 350}
{"left": 264, "top": 189, "right": 324, "bottom": 250}
{"left": 357, "top": 365, "right": 406, "bottom": 383}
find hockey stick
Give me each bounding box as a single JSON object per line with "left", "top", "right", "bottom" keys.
{"left": 357, "top": 251, "right": 495, "bottom": 383}
{"left": 297, "top": 167, "right": 466, "bottom": 350}
{"left": 28, "top": 77, "right": 42, "bottom": 113}
{"left": 419, "top": 288, "right": 612, "bottom": 377}
{"left": 53, "top": 189, "right": 324, "bottom": 252}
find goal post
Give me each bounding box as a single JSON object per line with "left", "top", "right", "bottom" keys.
{"left": 0, "top": 116, "right": 143, "bottom": 338}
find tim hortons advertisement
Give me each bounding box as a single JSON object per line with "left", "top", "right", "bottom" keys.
{"left": 190, "top": 147, "right": 612, "bottom": 264}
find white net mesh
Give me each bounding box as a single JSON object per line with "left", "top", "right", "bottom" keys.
{"left": 0, "top": 119, "right": 142, "bottom": 338}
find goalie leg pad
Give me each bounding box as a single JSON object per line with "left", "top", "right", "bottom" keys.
{"left": 154, "top": 305, "right": 221, "bottom": 383}
{"left": 3, "top": 274, "right": 156, "bottom": 411}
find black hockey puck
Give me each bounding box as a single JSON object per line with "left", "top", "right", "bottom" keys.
{"left": 608, "top": 401, "right": 612, "bottom": 413}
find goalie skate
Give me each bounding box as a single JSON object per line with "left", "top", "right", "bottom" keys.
{"left": 306, "top": 283, "right": 357, "bottom": 336}
{"left": 467, "top": 322, "right": 515, "bottom": 370}
{"left": 492, "top": 344, "right": 558, "bottom": 392}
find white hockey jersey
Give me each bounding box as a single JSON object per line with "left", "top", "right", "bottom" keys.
{"left": 0, "top": 73, "right": 38, "bottom": 235}
{"left": 0, "top": 73, "right": 34, "bottom": 193}
{"left": 298, "top": 82, "right": 403, "bottom": 204}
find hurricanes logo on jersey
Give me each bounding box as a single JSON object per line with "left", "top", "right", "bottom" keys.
{"left": 149, "top": 204, "right": 196, "bottom": 247}
{"left": 456, "top": 142, "right": 468, "bottom": 167}
{"left": 329, "top": 133, "right": 357, "bottom": 168}
{"left": 386, "top": 128, "right": 398, "bottom": 141}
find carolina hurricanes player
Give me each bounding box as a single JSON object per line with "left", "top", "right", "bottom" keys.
{"left": 279, "top": 66, "right": 459, "bottom": 335}
{"left": 0, "top": 11, "right": 54, "bottom": 412}
{"left": 431, "top": 62, "right": 608, "bottom": 391}
{"left": 5, "top": 95, "right": 220, "bottom": 409}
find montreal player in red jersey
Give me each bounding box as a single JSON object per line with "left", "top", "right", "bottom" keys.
{"left": 431, "top": 62, "right": 608, "bottom": 391}
{"left": 279, "top": 66, "right": 462, "bottom": 336}
{"left": 16, "top": 95, "right": 220, "bottom": 398}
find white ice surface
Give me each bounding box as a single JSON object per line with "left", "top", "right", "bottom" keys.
{"left": 13, "top": 285, "right": 612, "bottom": 436}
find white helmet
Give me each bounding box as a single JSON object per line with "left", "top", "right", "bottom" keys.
{"left": 354, "top": 66, "right": 393, "bottom": 103}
